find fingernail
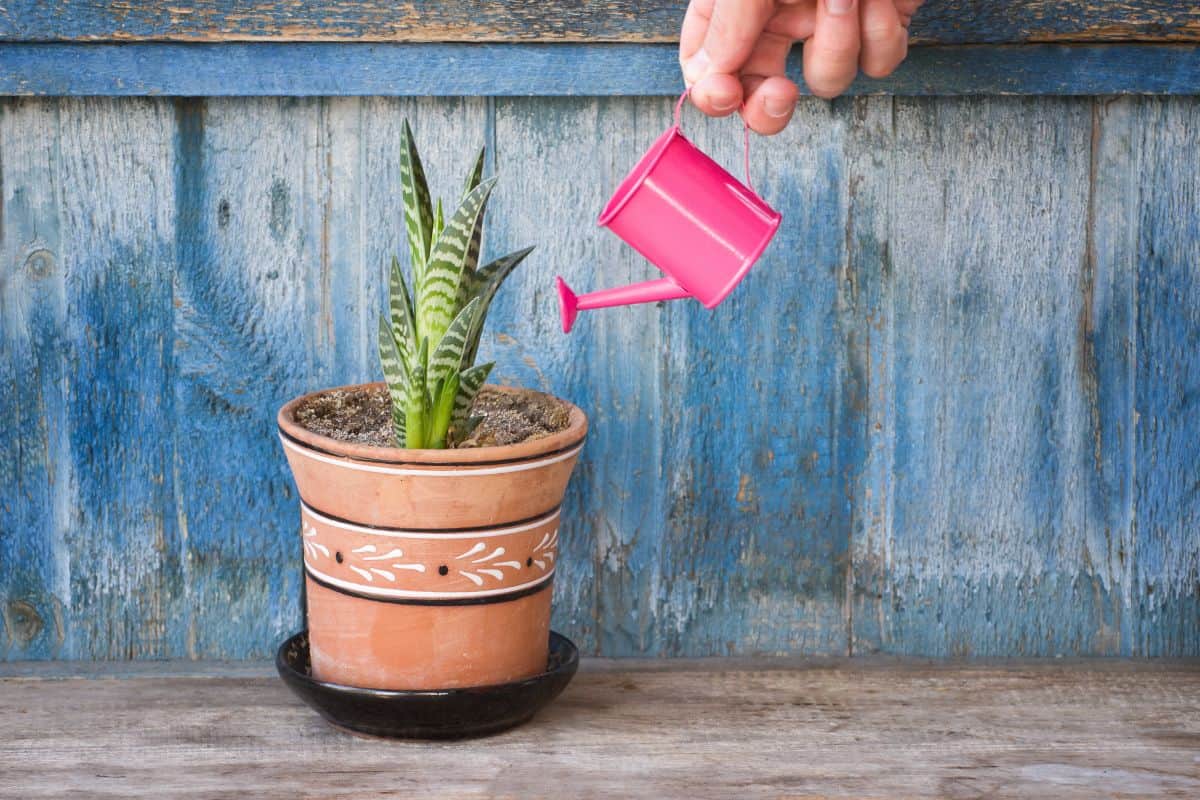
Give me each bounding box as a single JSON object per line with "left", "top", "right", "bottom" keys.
{"left": 827, "top": 0, "right": 854, "bottom": 15}
{"left": 764, "top": 96, "right": 795, "bottom": 118}
{"left": 712, "top": 92, "right": 740, "bottom": 112}
{"left": 683, "top": 48, "right": 711, "bottom": 84}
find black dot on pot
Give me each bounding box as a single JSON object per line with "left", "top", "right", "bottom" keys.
{"left": 335, "top": 552, "right": 343, "bottom": 564}
{"left": 438, "top": 565, "right": 448, "bottom": 576}
{"left": 527, "top": 557, "right": 533, "bottom": 567}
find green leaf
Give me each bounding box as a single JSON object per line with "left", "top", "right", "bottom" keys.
{"left": 389, "top": 256, "right": 418, "bottom": 366}
{"left": 378, "top": 313, "right": 408, "bottom": 393}
{"left": 453, "top": 149, "right": 489, "bottom": 313}
{"left": 432, "top": 198, "right": 445, "bottom": 246}
{"left": 400, "top": 120, "right": 435, "bottom": 286}
{"left": 418, "top": 177, "right": 497, "bottom": 346}
{"left": 462, "top": 147, "right": 485, "bottom": 199}
{"left": 428, "top": 297, "right": 479, "bottom": 391}
{"left": 405, "top": 338, "right": 430, "bottom": 449}
{"left": 462, "top": 246, "right": 534, "bottom": 365}
{"left": 429, "top": 370, "right": 460, "bottom": 449}
{"left": 379, "top": 314, "right": 410, "bottom": 446}
{"left": 451, "top": 361, "right": 493, "bottom": 438}
{"left": 391, "top": 407, "right": 407, "bottom": 446}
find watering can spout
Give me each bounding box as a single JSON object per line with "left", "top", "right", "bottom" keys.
{"left": 556, "top": 275, "right": 691, "bottom": 333}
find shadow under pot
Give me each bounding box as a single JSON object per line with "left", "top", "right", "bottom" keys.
{"left": 277, "top": 382, "right": 587, "bottom": 691}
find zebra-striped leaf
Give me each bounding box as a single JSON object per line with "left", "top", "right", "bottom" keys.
{"left": 391, "top": 407, "right": 407, "bottom": 446}
{"left": 451, "top": 361, "right": 493, "bottom": 436}
{"left": 462, "top": 146, "right": 484, "bottom": 199}
{"left": 378, "top": 314, "right": 410, "bottom": 446}
{"left": 428, "top": 298, "right": 479, "bottom": 391}
{"left": 432, "top": 198, "right": 445, "bottom": 247}
{"left": 418, "top": 177, "right": 497, "bottom": 346}
{"left": 429, "top": 370, "right": 460, "bottom": 449}
{"left": 405, "top": 338, "right": 430, "bottom": 449}
{"left": 400, "top": 120, "right": 434, "bottom": 287}
{"left": 378, "top": 313, "right": 408, "bottom": 393}
{"left": 389, "top": 256, "right": 417, "bottom": 366}
{"left": 454, "top": 170, "right": 494, "bottom": 311}
{"left": 462, "top": 246, "right": 534, "bottom": 365}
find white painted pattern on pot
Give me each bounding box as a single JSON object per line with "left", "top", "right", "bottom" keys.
{"left": 299, "top": 504, "right": 560, "bottom": 598}
{"left": 280, "top": 435, "right": 583, "bottom": 477}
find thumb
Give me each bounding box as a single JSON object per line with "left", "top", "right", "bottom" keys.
{"left": 683, "top": 0, "right": 776, "bottom": 83}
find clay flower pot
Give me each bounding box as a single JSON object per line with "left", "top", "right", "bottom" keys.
{"left": 277, "top": 382, "right": 587, "bottom": 691}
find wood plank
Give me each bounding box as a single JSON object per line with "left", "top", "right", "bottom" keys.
{"left": 654, "top": 100, "right": 858, "bottom": 655}
{"left": 1, "top": 661, "right": 1197, "bottom": 798}
{"left": 1, "top": 1, "right": 1196, "bottom": 44}
{"left": 1126, "top": 97, "right": 1200, "bottom": 657}
{"left": 0, "top": 99, "right": 71, "bottom": 659}
{"left": 2, "top": 43, "right": 1200, "bottom": 97}
{"left": 170, "top": 96, "right": 331, "bottom": 658}
{"left": 853, "top": 97, "right": 1135, "bottom": 656}
{"left": 0, "top": 99, "right": 182, "bottom": 659}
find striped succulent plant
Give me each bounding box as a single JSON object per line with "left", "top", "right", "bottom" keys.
{"left": 378, "top": 121, "right": 533, "bottom": 449}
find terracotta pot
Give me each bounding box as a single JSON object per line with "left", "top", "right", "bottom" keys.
{"left": 277, "top": 382, "right": 587, "bottom": 691}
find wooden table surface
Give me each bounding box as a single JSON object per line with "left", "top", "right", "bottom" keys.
{"left": 1, "top": 659, "right": 1198, "bottom": 799}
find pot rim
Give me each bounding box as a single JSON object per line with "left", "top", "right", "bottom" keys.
{"left": 277, "top": 381, "right": 587, "bottom": 466}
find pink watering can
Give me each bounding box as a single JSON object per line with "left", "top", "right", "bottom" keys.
{"left": 557, "top": 90, "right": 782, "bottom": 333}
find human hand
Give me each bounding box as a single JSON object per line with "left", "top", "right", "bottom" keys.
{"left": 680, "top": 0, "right": 923, "bottom": 134}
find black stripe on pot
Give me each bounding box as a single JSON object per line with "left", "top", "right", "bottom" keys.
{"left": 304, "top": 568, "right": 554, "bottom": 607}
{"left": 278, "top": 426, "right": 584, "bottom": 468}
{"left": 300, "top": 500, "right": 562, "bottom": 534}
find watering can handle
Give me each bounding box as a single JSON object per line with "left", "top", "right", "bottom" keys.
{"left": 673, "top": 88, "right": 756, "bottom": 194}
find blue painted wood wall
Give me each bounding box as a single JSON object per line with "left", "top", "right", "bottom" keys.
{"left": 1, "top": 2, "right": 1198, "bottom": 660}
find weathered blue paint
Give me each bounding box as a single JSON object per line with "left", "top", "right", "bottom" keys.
{"left": 0, "top": 100, "right": 68, "bottom": 659}
{"left": 0, "top": 0, "right": 1194, "bottom": 45}
{"left": 1, "top": 94, "right": 1198, "bottom": 660}
{"left": 1128, "top": 98, "right": 1200, "bottom": 658}
{"left": 853, "top": 97, "right": 1134, "bottom": 657}
{"left": 1, "top": 43, "right": 1200, "bottom": 97}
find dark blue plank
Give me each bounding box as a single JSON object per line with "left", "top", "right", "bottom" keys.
{"left": 1130, "top": 98, "right": 1200, "bottom": 657}
{"left": 0, "top": 1, "right": 1194, "bottom": 45}
{"left": 0, "top": 99, "right": 187, "bottom": 659}
{"left": 0, "top": 43, "right": 1198, "bottom": 97}
{"left": 0, "top": 100, "right": 69, "bottom": 659}
{"left": 652, "top": 101, "right": 857, "bottom": 656}
{"left": 852, "top": 96, "right": 1135, "bottom": 657}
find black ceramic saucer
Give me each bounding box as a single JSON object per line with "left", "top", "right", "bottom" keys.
{"left": 275, "top": 631, "right": 578, "bottom": 739}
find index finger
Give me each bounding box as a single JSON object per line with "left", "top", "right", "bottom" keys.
{"left": 683, "top": 0, "right": 775, "bottom": 83}
{"left": 680, "top": 0, "right": 716, "bottom": 69}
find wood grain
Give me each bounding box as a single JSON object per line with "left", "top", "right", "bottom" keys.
{"left": 1, "top": 660, "right": 1198, "bottom": 798}
{"left": 1124, "top": 98, "right": 1200, "bottom": 657}
{"left": 3, "top": 43, "right": 1200, "bottom": 97}
{"left": 1, "top": 95, "right": 1198, "bottom": 660}
{"left": 1, "top": 1, "right": 1197, "bottom": 44}
{"left": 853, "top": 96, "right": 1127, "bottom": 656}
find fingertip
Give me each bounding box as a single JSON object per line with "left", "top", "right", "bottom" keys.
{"left": 742, "top": 76, "right": 799, "bottom": 135}
{"left": 860, "top": 29, "right": 907, "bottom": 78}
{"left": 690, "top": 73, "right": 744, "bottom": 117}
{"left": 803, "top": 66, "right": 856, "bottom": 99}
{"left": 803, "top": 41, "right": 858, "bottom": 99}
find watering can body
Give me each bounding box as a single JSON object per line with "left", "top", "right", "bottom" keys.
{"left": 557, "top": 115, "right": 781, "bottom": 333}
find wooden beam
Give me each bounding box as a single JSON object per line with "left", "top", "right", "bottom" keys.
{"left": 1, "top": 660, "right": 1197, "bottom": 797}
{"left": 1, "top": 1, "right": 1197, "bottom": 44}
{"left": 1, "top": 43, "right": 1198, "bottom": 97}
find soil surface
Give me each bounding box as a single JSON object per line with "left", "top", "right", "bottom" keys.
{"left": 292, "top": 384, "right": 571, "bottom": 449}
